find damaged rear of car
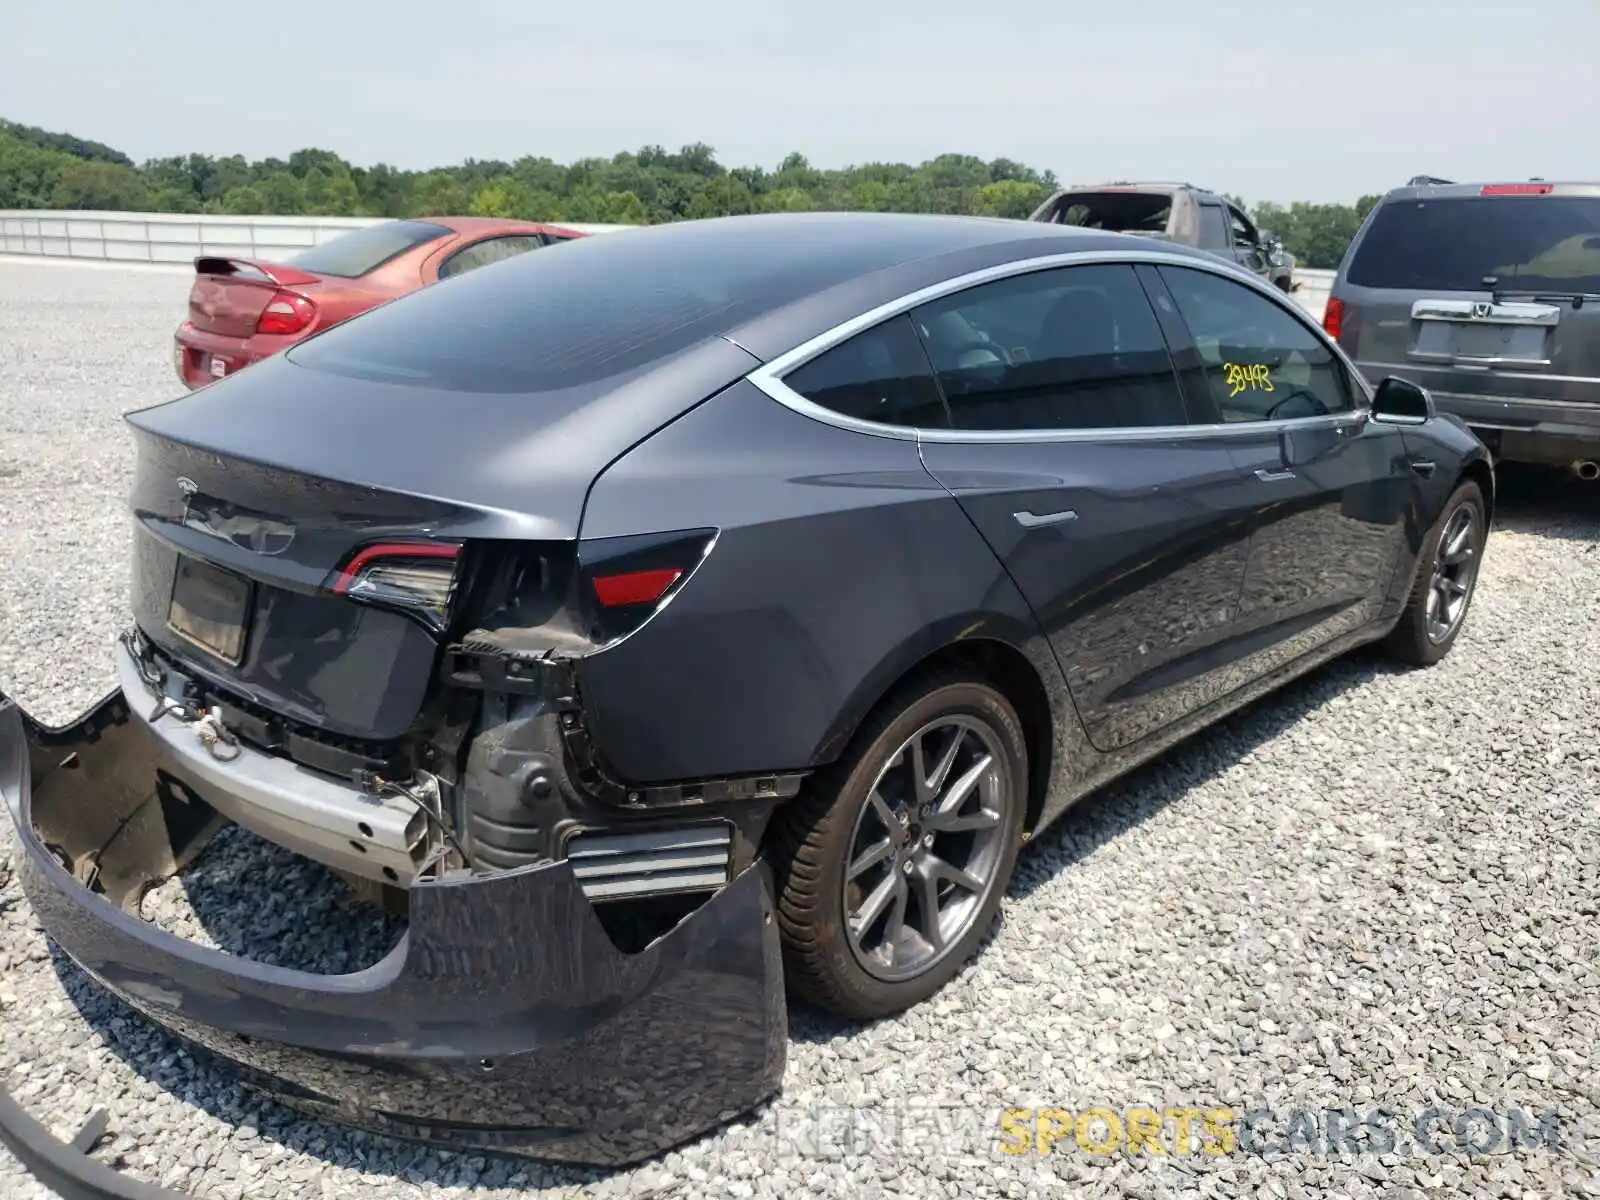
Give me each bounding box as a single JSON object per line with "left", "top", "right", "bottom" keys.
{"left": 2, "top": 219, "right": 871, "bottom": 1186}
{"left": 2, "top": 211, "right": 1101, "bottom": 1191}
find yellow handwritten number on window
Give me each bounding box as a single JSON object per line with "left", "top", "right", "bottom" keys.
{"left": 1223, "top": 363, "right": 1274, "bottom": 398}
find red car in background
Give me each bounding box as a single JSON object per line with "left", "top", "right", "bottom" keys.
{"left": 174, "top": 217, "right": 585, "bottom": 388}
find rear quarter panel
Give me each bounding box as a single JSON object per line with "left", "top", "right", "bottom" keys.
{"left": 575, "top": 380, "right": 1075, "bottom": 786}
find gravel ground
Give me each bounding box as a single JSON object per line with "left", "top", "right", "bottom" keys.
{"left": 2, "top": 257, "right": 1598, "bottom": 1199}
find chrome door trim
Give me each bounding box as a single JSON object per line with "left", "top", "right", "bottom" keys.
{"left": 1359, "top": 361, "right": 1600, "bottom": 389}
{"left": 742, "top": 246, "right": 1374, "bottom": 447}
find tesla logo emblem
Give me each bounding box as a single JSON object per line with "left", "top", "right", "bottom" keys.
{"left": 176, "top": 477, "right": 198, "bottom": 526}
{"left": 175, "top": 477, "right": 295, "bottom": 556}
{"left": 1471, "top": 302, "right": 1493, "bottom": 319}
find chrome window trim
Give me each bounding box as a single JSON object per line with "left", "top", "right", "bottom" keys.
{"left": 743, "top": 247, "right": 1372, "bottom": 445}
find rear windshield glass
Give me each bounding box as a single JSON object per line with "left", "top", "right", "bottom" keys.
{"left": 1048, "top": 192, "right": 1174, "bottom": 235}
{"left": 286, "top": 217, "right": 980, "bottom": 393}
{"left": 288, "top": 220, "right": 451, "bottom": 278}
{"left": 1347, "top": 196, "right": 1600, "bottom": 293}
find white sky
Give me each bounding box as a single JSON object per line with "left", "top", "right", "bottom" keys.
{"left": 4, "top": 0, "right": 1597, "bottom": 204}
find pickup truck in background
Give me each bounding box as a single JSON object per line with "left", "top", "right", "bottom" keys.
{"left": 1028, "top": 181, "right": 1297, "bottom": 293}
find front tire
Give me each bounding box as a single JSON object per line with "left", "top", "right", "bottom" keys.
{"left": 1383, "top": 478, "right": 1486, "bottom": 666}
{"left": 767, "top": 673, "right": 1028, "bottom": 1020}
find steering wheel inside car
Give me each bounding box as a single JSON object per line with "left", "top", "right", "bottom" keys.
{"left": 1262, "top": 389, "right": 1330, "bottom": 421}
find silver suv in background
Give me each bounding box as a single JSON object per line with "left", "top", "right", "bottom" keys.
{"left": 1325, "top": 180, "right": 1600, "bottom": 475}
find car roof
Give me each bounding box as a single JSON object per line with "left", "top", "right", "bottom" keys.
{"left": 1377, "top": 180, "right": 1600, "bottom": 202}
{"left": 283, "top": 210, "right": 1233, "bottom": 395}
{"left": 421, "top": 215, "right": 577, "bottom": 236}
{"left": 503, "top": 208, "right": 1183, "bottom": 286}
{"left": 1045, "top": 182, "right": 1220, "bottom": 199}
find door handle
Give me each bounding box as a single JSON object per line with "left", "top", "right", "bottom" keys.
{"left": 1013, "top": 509, "right": 1079, "bottom": 529}
{"left": 1254, "top": 468, "right": 1296, "bottom": 482}
{"left": 1409, "top": 458, "right": 1437, "bottom": 478}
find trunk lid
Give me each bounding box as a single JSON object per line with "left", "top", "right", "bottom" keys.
{"left": 186, "top": 257, "right": 324, "bottom": 338}
{"left": 122, "top": 334, "right": 758, "bottom": 741}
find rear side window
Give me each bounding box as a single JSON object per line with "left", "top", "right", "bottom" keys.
{"left": 1048, "top": 192, "right": 1173, "bottom": 234}
{"left": 1196, "top": 203, "right": 1230, "bottom": 250}
{"left": 1347, "top": 196, "right": 1600, "bottom": 293}
{"left": 288, "top": 220, "right": 451, "bottom": 278}
{"left": 437, "top": 235, "right": 547, "bottom": 280}
{"left": 909, "top": 263, "right": 1187, "bottom": 431}
{"left": 1160, "top": 265, "right": 1354, "bottom": 421}
{"left": 785, "top": 316, "right": 948, "bottom": 426}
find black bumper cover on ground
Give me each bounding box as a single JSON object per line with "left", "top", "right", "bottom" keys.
{"left": 0, "top": 689, "right": 788, "bottom": 1197}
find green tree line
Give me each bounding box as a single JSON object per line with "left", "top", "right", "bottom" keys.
{"left": 0, "top": 120, "right": 1378, "bottom": 269}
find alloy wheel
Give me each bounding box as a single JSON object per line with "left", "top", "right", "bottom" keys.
{"left": 1426, "top": 503, "right": 1481, "bottom": 643}
{"left": 841, "top": 715, "right": 1014, "bottom": 982}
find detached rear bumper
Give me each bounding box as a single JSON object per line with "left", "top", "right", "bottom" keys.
{"left": 0, "top": 687, "right": 787, "bottom": 1194}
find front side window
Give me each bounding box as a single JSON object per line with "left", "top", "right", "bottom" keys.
{"left": 438, "top": 235, "right": 546, "bottom": 280}
{"left": 783, "top": 314, "right": 948, "bottom": 426}
{"left": 1228, "top": 205, "right": 1258, "bottom": 248}
{"left": 1159, "top": 265, "right": 1355, "bottom": 422}
{"left": 907, "top": 263, "right": 1187, "bottom": 432}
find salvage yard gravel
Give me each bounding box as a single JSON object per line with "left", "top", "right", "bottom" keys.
{"left": 2, "top": 258, "right": 1598, "bottom": 1198}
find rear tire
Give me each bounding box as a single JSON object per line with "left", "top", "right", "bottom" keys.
{"left": 767, "top": 672, "right": 1028, "bottom": 1020}
{"left": 1383, "top": 479, "right": 1486, "bottom": 666}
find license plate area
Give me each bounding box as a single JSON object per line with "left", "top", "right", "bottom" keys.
{"left": 1414, "top": 321, "right": 1551, "bottom": 364}
{"left": 209, "top": 355, "right": 228, "bottom": 378}
{"left": 168, "top": 555, "right": 253, "bottom": 665}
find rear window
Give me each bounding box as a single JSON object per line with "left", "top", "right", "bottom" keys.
{"left": 1347, "top": 196, "right": 1600, "bottom": 293}
{"left": 287, "top": 216, "right": 970, "bottom": 394}
{"left": 288, "top": 220, "right": 451, "bottom": 278}
{"left": 1046, "top": 192, "right": 1174, "bottom": 235}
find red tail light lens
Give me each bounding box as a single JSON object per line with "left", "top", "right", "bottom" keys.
{"left": 578, "top": 528, "right": 716, "bottom": 644}
{"left": 1481, "top": 183, "right": 1553, "bottom": 196}
{"left": 256, "top": 291, "right": 317, "bottom": 336}
{"left": 330, "top": 541, "right": 461, "bottom": 630}
{"left": 1323, "top": 296, "right": 1345, "bottom": 341}
{"left": 592, "top": 567, "right": 683, "bottom": 608}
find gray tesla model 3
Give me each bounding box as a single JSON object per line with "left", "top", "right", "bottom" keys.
{"left": 1, "top": 211, "right": 1490, "bottom": 1181}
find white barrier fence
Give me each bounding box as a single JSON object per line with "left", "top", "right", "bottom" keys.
{"left": 0, "top": 207, "right": 1334, "bottom": 319}
{"left": 0, "top": 209, "right": 633, "bottom": 266}
{"left": 1293, "top": 268, "right": 1334, "bottom": 323}
{"left": 0, "top": 209, "right": 379, "bottom": 265}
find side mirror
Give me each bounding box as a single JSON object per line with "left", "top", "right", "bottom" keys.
{"left": 1371, "top": 376, "right": 1434, "bottom": 424}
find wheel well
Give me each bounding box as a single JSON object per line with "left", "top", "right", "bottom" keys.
{"left": 849, "top": 639, "right": 1055, "bottom": 835}
{"left": 1463, "top": 458, "right": 1495, "bottom": 528}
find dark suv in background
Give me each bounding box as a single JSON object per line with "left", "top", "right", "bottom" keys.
{"left": 1029, "top": 181, "right": 1296, "bottom": 292}
{"left": 1324, "top": 179, "right": 1600, "bottom": 475}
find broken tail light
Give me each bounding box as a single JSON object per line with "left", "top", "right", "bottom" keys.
{"left": 329, "top": 541, "right": 461, "bottom": 631}
{"left": 579, "top": 528, "right": 717, "bottom": 644}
